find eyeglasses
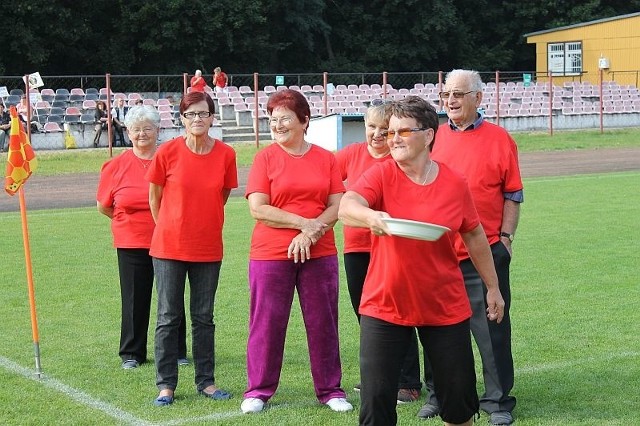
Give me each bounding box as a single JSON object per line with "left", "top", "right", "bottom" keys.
{"left": 385, "top": 128, "right": 427, "bottom": 140}
{"left": 438, "top": 91, "right": 474, "bottom": 100}
{"left": 269, "top": 116, "right": 293, "bottom": 126}
{"left": 182, "top": 111, "right": 213, "bottom": 119}
{"left": 370, "top": 99, "right": 392, "bottom": 107}
{"left": 130, "top": 127, "right": 155, "bottom": 134}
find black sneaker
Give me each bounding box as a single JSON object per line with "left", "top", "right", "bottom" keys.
{"left": 121, "top": 359, "right": 139, "bottom": 369}
{"left": 417, "top": 402, "right": 440, "bottom": 419}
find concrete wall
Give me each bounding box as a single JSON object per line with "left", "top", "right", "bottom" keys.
{"left": 490, "top": 112, "right": 640, "bottom": 132}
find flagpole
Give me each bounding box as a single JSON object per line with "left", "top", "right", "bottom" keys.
{"left": 18, "top": 186, "right": 43, "bottom": 378}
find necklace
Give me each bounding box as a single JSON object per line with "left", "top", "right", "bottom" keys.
{"left": 421, "top": 160, "right": 435, "bottom": 185}
{"left": 134, "top": 152, "right": 154, "bottom": 169}
{"left": 283, "top": 141, "right": 311, "bottom": 158}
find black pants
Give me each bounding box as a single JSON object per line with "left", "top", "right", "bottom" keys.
{"left": 112, "top": 123, "right": 127, "bottom": 147}
{"left": 423, "top": 241, "right": 516, "bottom": 413}
{"left": 359, "top": 316, "right": 478, "bottom": 426}
{"left": 344, "top": 252, "right": 421, "bottom": 390}
{"left": 117, "top": 248, "right": 187, "bottom": 363}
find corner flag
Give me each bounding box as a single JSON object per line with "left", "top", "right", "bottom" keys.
{"left": 5, "top": 105, "right": 38, "bottom": 195}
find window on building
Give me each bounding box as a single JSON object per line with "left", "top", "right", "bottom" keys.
{"left": 547, "top": 41, "right": 582, "bottom": 76}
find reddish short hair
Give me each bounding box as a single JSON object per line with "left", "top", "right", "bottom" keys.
{"left": 180, "top": 92, "right": 215, "bottom": 114}
{"left": 266, "top": 89, "right": 310, "bottom": 129}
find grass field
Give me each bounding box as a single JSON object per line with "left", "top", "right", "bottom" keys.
{"left": 29, "top": 127, "right": 640, "bottom": 176}
{"left": 1, "top": 167, "right": 639, "bottom": 425}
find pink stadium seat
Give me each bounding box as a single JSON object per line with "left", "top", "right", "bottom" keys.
{"left": 239, "top": 86, "right": 253, "bottom": 95}
{"left": 312, "top": 85, "right": 324, "bottom": 93}
{"left": 70, "top": 88, "right": 85, "bottom": 96}
{"left": 43, "top": 122, "right": 63, "bottom": 132}
{"left": 159, "top": 119, "right": 175, "bottom": 128}
{"left": 159, "top": 111, "right": 173, "bottom": 121}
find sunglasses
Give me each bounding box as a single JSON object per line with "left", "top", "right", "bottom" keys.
{"left": 384, "top": 128, "right": 427, "bottom": 140}
{"left": 438, "top": 91, "right": 474, "bottom": 100}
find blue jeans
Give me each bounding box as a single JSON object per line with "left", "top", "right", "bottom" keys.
{"left": 153, "top": 258, "right": 221, "bottom": 392}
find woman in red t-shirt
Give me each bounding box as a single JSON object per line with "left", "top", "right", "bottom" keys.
{"left": 335, "top": 101, "right": 422, "bottom": 402}
{"left": 146, "top": 92, "right": 238, "bottom": 407}
{"left": 339, "top": 96, "right": 505, "bottom": 426}
{"left": 189, "top": 69, "right": 208, "bottom": 93}
{"left": 212, "top": 67, "right": 228, "bottom": 93}
{"left": 241, "top": 89, "right": 351, "bottom": 415}
{"left": 97, "top": 105, "right": 188, "bottom": 370}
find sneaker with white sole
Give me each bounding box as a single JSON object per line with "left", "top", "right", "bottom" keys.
{"left": 241, "top": 397, "right": 265, "bottom": 414}
{"left": 325, "top": 397, "right": 353, "bottom": 412}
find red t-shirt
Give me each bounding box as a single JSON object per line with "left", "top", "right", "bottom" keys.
{"left": 213, "top": 72, "right": 227, "bottom": 88}
{"left": 351, "top": 161, "right": 478, "bottom": 326}
{"left": 432, "top": 122, "right": 523, "bottom": 259}
{"left": 245, "top": 143, "right": 345, "bottom": 260}
{"left": 190, "top": 76, "right": 208, "bottom": 92}
{"left": 97, "top": 149, "right": 155, "bottom": 248}
{"left": 335, "top": 142, "right": 394, "bottom": 253}
{"left": 146, "top": 137, "right": 238, "bottom": 262}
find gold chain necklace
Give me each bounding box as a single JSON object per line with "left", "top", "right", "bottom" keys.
{"left": 134, "top": 152, "right": 154, "bottom": 169}
{"left": 421, "top": 160, "right": 435, "bottom": 185}
{"left": 283, "top": 141, "right": 311, "bottom": 158}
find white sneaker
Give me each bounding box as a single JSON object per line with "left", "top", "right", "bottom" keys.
{"left": 325, "top": 397, "right": 353, "bottom": 412}
{"left": 241, "top": 397, "right": 265, "bottom": 414}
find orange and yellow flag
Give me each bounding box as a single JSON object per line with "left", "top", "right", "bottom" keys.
{"left": 5, "top": 105, "right": 37, "bottom": 195}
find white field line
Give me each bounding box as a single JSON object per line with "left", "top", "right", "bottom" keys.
{"left": 0, "top": 355, "right": 153, "bottom": 426}
{"left": 2, "top": 351, "right": 639, "bottom": 425}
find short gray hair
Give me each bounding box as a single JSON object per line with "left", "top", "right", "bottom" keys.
{"left": 124, "top": 105, "right": 160, "bottom": 129}
{"left": 445, "top": 69, "right": 483, "bottom": 92}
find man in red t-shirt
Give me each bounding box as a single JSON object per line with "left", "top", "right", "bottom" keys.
{"left": 425, "top": 69, "right": 523, "bottom": 426}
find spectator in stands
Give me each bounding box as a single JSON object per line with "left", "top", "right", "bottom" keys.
{"left": 96, "top": 105, "right": 189, "bottom": 370}
{"left": 212, "top": 67, "right": 228, "bottom": 93}
{"left": 0, "top": 104, "right": 10, "bottom": 152}
{"left": 147, "top": 91, "right": 237, "bottom": 407}
{"left": 338, "top": 95, "right": 505, "bottom": 426}
{"left": 135, "top": 99, "right": 144, "bottom": 106}
{"left": 420, "top": 69, "right": 522, "bottom": 426}
{"left": 16, "top": 95, "right": 43, "bottom": 133}
{"left": 93, "top": 101, "right": 109, "bottom": 147}
{"left": 335, "top": 100, "right": 423, "bottom": 404}
{"left": 111, "top": 98, "right": 129, "bottom": 147}
{"left": 241, "top": 89, "right": 351, "bottom": 415}
{"left": 190, "top": 69, "right": 208, "bottom": 93}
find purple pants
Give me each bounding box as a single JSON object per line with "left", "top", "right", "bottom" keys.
{"left": 244, "top": 255, "right": 346, "bottom": 403}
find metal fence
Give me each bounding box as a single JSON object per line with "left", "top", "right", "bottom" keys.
{"left": 2, "top": 71, "right": 639, "bottom": 137}
{"left": 3, "top": 70, "right": 633, "bottom": 97}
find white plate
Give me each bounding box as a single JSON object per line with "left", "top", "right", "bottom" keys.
{"left": 381, "top": 218, "right": 450, "bottom": 241}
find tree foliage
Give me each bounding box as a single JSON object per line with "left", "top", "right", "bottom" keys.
{"left": 1, "top": 0, "right": 638, "bottom": 76}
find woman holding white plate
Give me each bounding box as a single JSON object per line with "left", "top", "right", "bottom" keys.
{"left": 338, "top": 96, "right": 505, "bottom": 426}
